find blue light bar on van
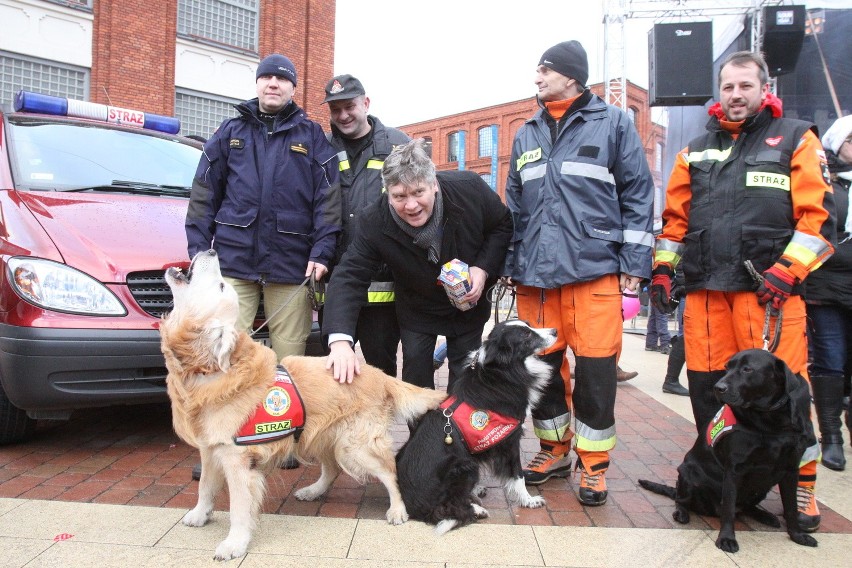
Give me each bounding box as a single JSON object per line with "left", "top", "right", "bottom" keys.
{"left": 13, "top": 91, "right": 181, "bottom": 135}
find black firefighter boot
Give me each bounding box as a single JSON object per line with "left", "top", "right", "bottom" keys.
{"left": 662, "top": 336, "right": 688, "bottom": 396}
{"left": 811, "top": 375, "right": 846, "bottom": 471}
{"left": 687, "top": 370, "right": 726, "bottom": 435}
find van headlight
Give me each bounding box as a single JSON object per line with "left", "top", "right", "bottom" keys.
{"left": 7, "top": 257, "right": 127, "bottom": 316}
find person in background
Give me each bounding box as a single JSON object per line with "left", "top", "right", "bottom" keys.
{"left": 805, "top": 114, "right": 852, "bottom": 471}
{"left": 651, "top": 51, "right": 835, "bottom": 531}
{"left": 503, "top": 40, "right": 654, "bottom": 506}
{"left": 323, "top": 74, "right": 410, "bottom": 377}
{"left": 323, "top": 139, "right": 512, "bottom": 391}
{"left": 644, "top": 293, "right": 672, "bottom": 354}
{"left": 661, "top": 269, "right": 688, "bottom": 396}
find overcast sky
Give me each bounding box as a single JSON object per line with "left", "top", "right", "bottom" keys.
{"left": 333, "top": 0, "right": 847, "bottom": 128}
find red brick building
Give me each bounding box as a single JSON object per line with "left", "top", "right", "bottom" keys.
{"left": 401, "top": 80, "right": 667, "bottom": 215}
{"left": 1, "top": 0, "right": 335, "bottom": 138}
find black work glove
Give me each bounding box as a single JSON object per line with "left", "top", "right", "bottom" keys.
{"left": 650, "top": 264, "right": 676, "bottom": 314}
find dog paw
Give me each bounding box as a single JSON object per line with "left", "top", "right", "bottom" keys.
{"left": 182, "top": 507, "right": 212, "bottom": 527}
{"left": 790, "top": 532, "right": 818, "bottom": 547}
{"left": 472, "top": 503, "right": 489, "bottom": 519}
{"left": 386, "top": 505, "right": 409, "bottom": 525}
{"left": 715, "top": 536, "right": 739, "bottom": 553}
{"left": 472, "top": 484, "right": 488, "bottom": 498}
{"left": 213, "top": 538, "right": 249, "bottom": 561}
{"left": 672, "top": 509, "right": 690, "bottom": 524}
{"left": 294, "top": 487, "right": 322, "bottom": 501}
{"left": 520, "top": 495, "right": 546, "bottom": 509}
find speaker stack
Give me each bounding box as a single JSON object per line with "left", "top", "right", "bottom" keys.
{"left": 648, "top": 21, "right": 714, "bottom": 107}
{"left": 761, "top": 5, "right": 807, "bottom": 77}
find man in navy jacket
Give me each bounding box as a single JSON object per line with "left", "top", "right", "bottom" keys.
{"left": 186, "top": 54, "right": 341, "bottom": 361}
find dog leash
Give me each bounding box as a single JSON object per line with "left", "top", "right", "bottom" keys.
{"left": 249, "top": 273, "right": 315, "bottom": 338}
{"left": 743, "top": 260, "right": 783, "bottom": 352}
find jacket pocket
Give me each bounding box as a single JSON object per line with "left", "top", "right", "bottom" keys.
{"left": 276, "top": 211, "right": 312, "bottom": 237}
{"left": 214, "top": 208, "right": 257, "bottom": 228}
{"left": 688, "top": 160, "right": 713, "bottom": 207}
{"left": 581, "top": 220, "right": 623, "bottom": 243}
{"left": 681, "top": 229, "right": 709, "bottom": 283}
{"left": 578, "top": 220, "right": 622, "bottom": 267}
{"left": 741, "top": 224, "right": 792, "bottom": 273}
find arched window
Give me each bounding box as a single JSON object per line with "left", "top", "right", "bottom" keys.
{"left": 447, "top": 132, "right": 460, "bottom": 162}
{"left": 627, "top": 106, "right": 638, "bottom": 124}
{"left": 422, "top": 136, "right": 433, "bottom": 159}
{"left": 478, "top": 125, "right": 497, "bottom": 158}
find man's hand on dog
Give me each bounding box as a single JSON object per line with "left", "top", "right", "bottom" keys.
{"left": 327, "top": 341, "right": 360, "bottom": 383}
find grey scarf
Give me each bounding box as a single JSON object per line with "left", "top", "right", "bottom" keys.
{"left": 390, "top": 189, "right": 444, "bottom": 264}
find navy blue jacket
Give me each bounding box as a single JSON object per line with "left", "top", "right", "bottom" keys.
{"left": 186, "top": 98, "right": 341, "bottom": 284}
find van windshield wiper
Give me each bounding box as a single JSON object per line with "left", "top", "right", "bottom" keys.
{"left": 61, "top": 180, "right": 191, "bottom": 196}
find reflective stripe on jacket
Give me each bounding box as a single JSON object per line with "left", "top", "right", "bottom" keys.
{"left": 504, "top": 92, "right": 654, "bottom": 288}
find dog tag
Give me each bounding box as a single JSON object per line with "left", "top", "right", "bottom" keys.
{"left": 444, "top": 435, "right": 453, "bottom": 445}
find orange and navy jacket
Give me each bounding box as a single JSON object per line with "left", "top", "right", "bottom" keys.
{"left": 655, "top": 93, "right": 835, "bottom": 293}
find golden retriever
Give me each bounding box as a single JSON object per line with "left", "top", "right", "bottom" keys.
{"left": 160, "top": 250, "right": 447, "bottom": 560}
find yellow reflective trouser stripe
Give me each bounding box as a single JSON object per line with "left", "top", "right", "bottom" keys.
{"left": 574, "top": 419, "right": 616, "bottom": 452}
{"left": 367, "top": 291, "right": 394, "bottom": 302}
{"left": 803, "top": 442, "right": 820, "bottom": 467}
{"left": 366, "top": 159, "right": 384, "bottom": 169}
{"left": 338, "top": 159, "right": 351, "bottom": 171}
{"left": 532, "top": 413, "right": 572, "bottom": 443}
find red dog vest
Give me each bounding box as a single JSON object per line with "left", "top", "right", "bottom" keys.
{"left": 706, "top": 404, "right": 737, "bottom": 448}
{"left": 234, "top": 365, "right": 305, "bottom": 445}
{"left": 440, "top": 396, "right": 520, "bottom": 453}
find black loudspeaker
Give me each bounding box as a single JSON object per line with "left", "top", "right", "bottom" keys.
{"left": 762, "top": 5, "right": 806, "bottom": 77}
{"left": 648, "top": 22, "right": 714, "bottom": 107}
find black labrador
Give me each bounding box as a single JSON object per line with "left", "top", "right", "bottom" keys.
{"left": 639, "top": 349, "right": 818, "bottom": 552}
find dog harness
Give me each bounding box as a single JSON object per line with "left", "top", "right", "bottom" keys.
{"left": 706, "top": 404, "right": 737, "bottom": 448}
{"left": 440, "top": 396, "right": 520, "bottom": 453}
{"left": 234, "top": 365, "right": 306, "bottom": 445}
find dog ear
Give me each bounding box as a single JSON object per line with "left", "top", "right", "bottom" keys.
{"left": 203, "top": 318, "right": 237, "bottom": 372}
{"left": 781, "top": 361, "right": 812, "bottom": 434}
{"left": 480, "top": 336, "right": 513, "bottom": 369}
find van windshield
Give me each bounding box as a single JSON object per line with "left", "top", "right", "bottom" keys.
{"left": 6, "top": 118, "right": 202, "bottom": 193}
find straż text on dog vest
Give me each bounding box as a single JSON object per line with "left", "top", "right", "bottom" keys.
{"left": 440, "top": 396, "right": 520, "bottom": 453}
{"left": 706, "top": 405, "right": 737, "bottom": 448}
{"left": 234, "top": 365, "right": 306, "bottom": 445}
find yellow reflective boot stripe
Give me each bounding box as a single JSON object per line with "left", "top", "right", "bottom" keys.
{"left": 746, "top": 172, "right": 790, "bottom": 191}
{"left": 532, "top": 412, "right": 572, "bottom": 443}
{"left": 367, "top": 291, "right": 395, "bottom": 302}
{"left": 574, "top": 419, "right": 616, "bottom": 452}
{"left": 684, "top": 147, "right": 732, "bottom": 164}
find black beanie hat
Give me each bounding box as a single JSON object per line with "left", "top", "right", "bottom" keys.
{"left": 539, "top": 40, "right": 588, "bottom": 86}
{"left": 256, "top": 54, "right": 297, "bottom": 86}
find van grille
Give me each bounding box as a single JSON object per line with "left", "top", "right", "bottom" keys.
{"left": 126, "top": 271, "right": 267, "bottom": 320}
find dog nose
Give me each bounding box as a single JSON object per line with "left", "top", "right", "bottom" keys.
{"left": 714, "top": 382, "right": 728, "bottom": 396}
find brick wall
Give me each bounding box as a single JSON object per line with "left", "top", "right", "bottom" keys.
{"left": 88, "top": 0, "right": 335, "bottom": 121}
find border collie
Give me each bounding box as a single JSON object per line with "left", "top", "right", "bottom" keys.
{"left": 395, "top": 319, "right": 557, "bottom": 534}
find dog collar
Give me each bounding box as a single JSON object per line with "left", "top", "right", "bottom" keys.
{"left": 234, "top": 365, "right": 305, "bottom": 445}
{"left": 706, "top": 404, "right": 737, "bottom": 447}
{"left": 440, "top": 396, "right": 520, "bottom": 453}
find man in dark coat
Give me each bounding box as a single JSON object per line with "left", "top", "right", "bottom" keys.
{"left": 322, "top": 139, "right": 512, "bottom": 390}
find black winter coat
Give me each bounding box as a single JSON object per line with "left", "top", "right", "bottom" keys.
{"left": 322, "top": 170, "right": 513, "bottom": 338}
{"left": 805, "top": 153, "right": 852, "bottom": 309}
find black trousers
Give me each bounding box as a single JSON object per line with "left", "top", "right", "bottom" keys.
{"left": 399, "top": 325, "right": 485, "bottom": 391}
{"left": 355, "top": 304, "right": 400, "bottom": 377}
